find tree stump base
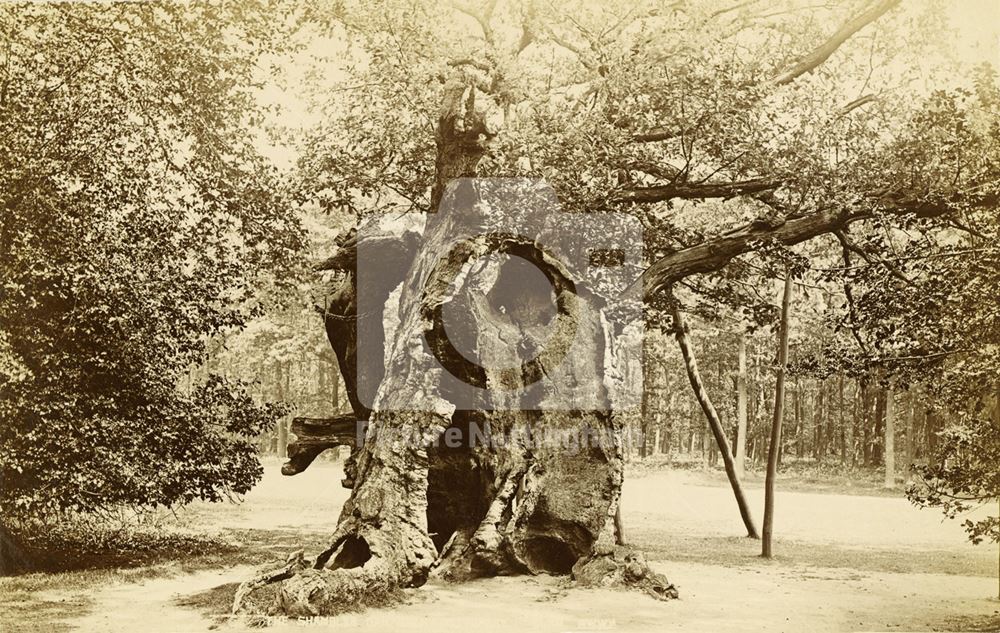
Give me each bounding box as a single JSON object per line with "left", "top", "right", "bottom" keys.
{"left": 572, "top": 546, "right": 678, "bottom": 600}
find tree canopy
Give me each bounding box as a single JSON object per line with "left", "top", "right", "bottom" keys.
{"left": 285, "top": 0, "right": 1000, "bottom": 547}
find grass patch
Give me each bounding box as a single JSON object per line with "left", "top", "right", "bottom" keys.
{"left": 7, "top": 531, "right": 234, "bottom": 575}
{"left": 0, "top": 593, "right": 89, "bottom": 633}
{"left": 0, "top": 524, "right": 331, "bottom": 633}
{"left": 174, "top": 581, "right": 240, "bottom": 614}
{"left": 173, "top": 581, "right": 241, "bottom": 629}
{"left": 632, "top": 528, "right": 996, "bottom": 577}
{"left": 939, "top": 610, "right": 1000, "bottom": 632}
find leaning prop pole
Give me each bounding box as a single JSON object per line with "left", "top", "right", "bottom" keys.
{"left": 762, "top": 271, "right": 794, "bottom": 558}
{"left": 669, "top": 288, "right": 760, "bottom": 539}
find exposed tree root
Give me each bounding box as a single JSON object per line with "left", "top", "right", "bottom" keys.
{"left": 233, "top": 443, "right": 677, "bottom": 620}
{"left": 233, "top": 562, "right": 404, "bottom": 617}
{"left": 232, "top": 550, "right": 309, "bottom": 615}
{"left": 573, "top": 546, "right": 678, "bottom": 600}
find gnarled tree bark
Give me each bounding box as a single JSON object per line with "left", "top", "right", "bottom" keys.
{"left": 234, "top": 75, "right": 676, "bottom": 618}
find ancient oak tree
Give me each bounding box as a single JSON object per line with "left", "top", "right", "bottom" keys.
{"left": 235, "top": 0, "right": 1000, "bottom": 615}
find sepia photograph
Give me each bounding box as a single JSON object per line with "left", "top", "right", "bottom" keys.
{"left": 1, "top": 0, "right": 999, "bottom": 631}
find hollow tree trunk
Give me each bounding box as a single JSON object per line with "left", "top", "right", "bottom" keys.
{"left": 234, "top": 79, "right": 675, "bottom": 617}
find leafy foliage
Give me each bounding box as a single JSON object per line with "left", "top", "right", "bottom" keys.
{"left": 0, "top": 2, "right": 303, "bottom": 518}
{"left": 909, "top": 417, "right": 1000, "bottom": 545}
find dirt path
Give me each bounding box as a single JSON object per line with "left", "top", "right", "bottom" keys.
{"left": 67, "top": 566, "right": 254, "bottom": 633}
{"left": 56, "top": 464, "right": 1000, "bottom": 632}
{"left": 65, "top": 561, "right": 999, "bottom": 633}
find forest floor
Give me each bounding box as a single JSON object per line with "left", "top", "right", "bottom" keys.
{"left": 3, "top": 459, "right": 998, "bottom": 633}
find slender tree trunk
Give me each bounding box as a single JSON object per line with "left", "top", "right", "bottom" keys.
{"left": 277, "top": 363, "right": 290, "bottom": 458}
{"left": 318, "top": 356, "right": 327, "bottom": 411}
{"left": 861, "top": 382, "right": 872, "bottom": 466}
{"left": 839, "top": 374, "right": 846, "bottom": 464}
{"left": 701, "top": 424, "right": 710, "bottom": 469}
{"left": 793, "top": 376, "right": 803, "bottom": 459}
{"left": 763, "top": 273, "right": 793, "bottom": 558}
{"left": 755, "top": 360, "right": 767, "bottom": 467}
{"left": 905, "top": 389, "right": 915, "bottom": 480}
{"left": 995, "top": 381, "right": 1000, "bottom": 425}
{"left": 815, "top": 380, "right": 825, "bottom": 459}
{"left": 640, "top": 340, "right": 652, "bottom": 458}
{"left": 735, "top": 334, "right": 749, "bottom": 478}
{"left": 873, "top": 386, "right": 886, "bottom": 466}
{"left": 825, "top": 380, "right": 835, "bottom": 460}
{"left": 926, "top": 408, "right": 940, "bottom": 466}
{"left": 883, "top": 386, "right": 895, "bottom": 489}
{"left": 670, "top": 296, "right": 759, "bottom": 538}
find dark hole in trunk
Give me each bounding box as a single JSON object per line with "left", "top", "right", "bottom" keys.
{"left": 426, "top": 413, "right": 491, "bottom": 553}
{"left": 330, "top": 535, "right": 372, "bottom": 569}
{"left": 486, "top": 254, "right": 558, "bottom": 329}
{"left": 517, "top": 535, "right": 578, "bottom": 574}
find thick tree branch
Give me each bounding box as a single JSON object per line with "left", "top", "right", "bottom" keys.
{"left": 452, "top": 0, "right": 499, "bottom": 43}
{"left": 633, "top": 190, "right": 998, "bottom": 297}
{"left": 632, "top": 126, "right": 682, "bottom": 143}
{"left": 771, "top": 0, "right": 901, "bottom": 86}
{"left": 282, "top": 415, "right": 359, "bottom": 476}
{"left": 838, "top": 93, "right": 879, "bottom": 115}
{"left": 616, "top": 176, "right": 779, "bottom": 203}
{"left": 545, "top": 28, "right": 598, "bottom": 70}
